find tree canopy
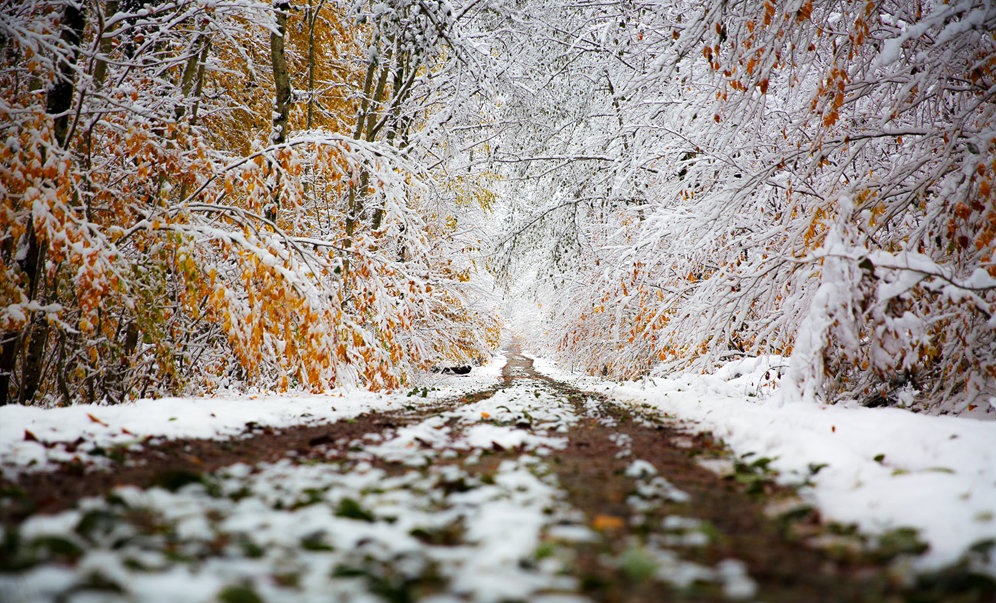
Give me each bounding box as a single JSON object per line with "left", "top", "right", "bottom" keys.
{"left": 2, "top": 0, "right": 993, "bottom": 414}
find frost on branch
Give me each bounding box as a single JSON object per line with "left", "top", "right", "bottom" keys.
{"left": 490, "top": 0, "right": 995, "bottom": 414}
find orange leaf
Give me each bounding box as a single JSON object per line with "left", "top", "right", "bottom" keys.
{"left": 87, "top": 413, "right": 109, "bottom": 427}
{"left": 592, "top": 514, "right": 625, "bottom": 531}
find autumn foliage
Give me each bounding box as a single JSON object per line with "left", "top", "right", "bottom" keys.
{"left": 0, "top": 0, "right": 498, "bottom": 405}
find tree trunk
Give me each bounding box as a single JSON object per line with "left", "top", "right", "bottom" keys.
{"left": 92, "top": 0, "right": 118, "bottom": 89}
{"left": 46, "top": 3, "right": 85, "bottom": 149}
{"left": 267, "top": 0, "right": 292, "bottom": 222}
{"left": 306, "top": 0, "right": 324, "bottom": 130}
{"left": 175, "top": 34, "right": 210, "bottom": 122}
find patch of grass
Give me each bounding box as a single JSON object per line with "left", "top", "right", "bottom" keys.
{"left": 333, "top": 558, "right": 445, "bottom": 603}
{"left": 732, "top": 455, "right": 778, "bottom": 494}
{"left": 152, "top": 469, "right": 221, "bottom": 496}
{"left": 332, "top": 564, "right": 366, "bottom": 578}
{"left": 335, "top": 497, "right": 375, "bottom": 522}
{"left": 873, "top": 527, "right": 928, "bottom": 561}
{"left": 104, "top": 491, "right": 131, "bottom": 508}
{"left": 618, "top": 547, "right": 658, "bottom": 582}
{"left": 300, "top": 530, "right": 334, "bottom": 552}
{"left": 777, "top": 504, "right": 817, "bottom": 524}
{"left": 75, "top": 570, "right": 125, "bottom": 594}
{"left": 410, "top": 521, "right": 465, "bottom": 546}
{"left": 911, "top": 565, "right": 996, "bottom": 603}
{"left": 238, "top": 536, "right": 265, "bottom": 559}
{"left": 227, "top": 486, "right": 254, "bottom": 502}
{"left": 438, "top": 477, "right": 474, "bottom": 495}
{"left": 291, "top": 488, "right": 326, "bottom": 510}
{"left": 0, "top": 528, "right": 25, "bottom": 570}
{"left": 4, "top": 534, "right": 88, "bottom": 569}
{"left": 216, "top": 584, "right": 264, "bottom": 603}
{"left": 533, "top": 541, "right": 558, "bottom": 561}
{"left": 0, "top": 485, "right": 36, "bottom": 517}
{"left": 695, "top": 519, "right": 721, "bottom": 544}
{"left": 272, "top": 571, "right": 301, "bottom": 588}
{"left": 826, "top": 521, "right": 860, "bottom": 536}
{"left": 808, "top": 462, "right": 830, "bottom": 476}
{"left": 88, "top": 444, "right": 129, "bottom": 463}
{"left": 74, "top": 508, "right": 120, "bottom": 541}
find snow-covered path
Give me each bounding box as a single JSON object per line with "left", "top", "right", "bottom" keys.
{"left": 1, "top": 352, "right": 992, "bottom": 602}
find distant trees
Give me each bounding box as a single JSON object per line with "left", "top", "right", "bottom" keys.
{"left": 489, "top": 0, "right": 995, "bottom": 413}
{"left": 0, "top": 0, "right": 498, "bottom": 405}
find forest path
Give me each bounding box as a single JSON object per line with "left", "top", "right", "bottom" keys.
{"left": 0, "top": 350, "right": 982, "bottom": 602}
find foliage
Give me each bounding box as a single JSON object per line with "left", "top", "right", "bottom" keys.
{"left": 487, "top": 0, "right": 995, "bottom": 413}
{"left": 0, "top": 0, "right": 498, "bottom": 405}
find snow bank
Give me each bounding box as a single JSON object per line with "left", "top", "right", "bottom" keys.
{"left": 529, "top": 353, "right": 996, "bottom": 575}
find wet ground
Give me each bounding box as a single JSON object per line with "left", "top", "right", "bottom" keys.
{"left": 1, "top": 350, "right": 993, "bottom": 602}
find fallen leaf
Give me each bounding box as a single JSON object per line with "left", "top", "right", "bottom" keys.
{"left": 23, "top": 429, "right": 38, "bottom": 442}
{"left": 481, "top": 411, "right": 491, "bottom": 420}
{"left": 592, "top": 514, "right": 625, "bottom": 532}
{"left": 87, "top": 413, "right": 108, "bottom": 427}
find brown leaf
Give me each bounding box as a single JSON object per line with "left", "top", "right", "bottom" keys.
{"left": 87, "top": 413, "right": 108, "bottom": 427}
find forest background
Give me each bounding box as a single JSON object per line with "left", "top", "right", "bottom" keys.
{"left": 1, "top": 0, "right": 994, "bottom": 417}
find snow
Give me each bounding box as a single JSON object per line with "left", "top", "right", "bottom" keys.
{"left": 4, "top": 344, "right": 996, "bottom": 600}
{"left": 0, "top": 358, "right": 585, "bottom": 603}
{"left": 0, "top": 354, "right": 508, "bottom": 478}
{"left": 529, "top": 353, "right": 996, "bottom": 576}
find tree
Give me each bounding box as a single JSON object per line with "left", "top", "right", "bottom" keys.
{"left": 0, "top": 0, "right": 499, "bottom": 405}
{"left": 484, "top": 0, "right": 996, "bottom": 413}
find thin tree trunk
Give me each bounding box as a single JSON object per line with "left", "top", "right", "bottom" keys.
{"left": 188, "top": 38, "right": 211, "bottom": 125}
{"left": 92, "top": 0, "right": 118, "bottom": 89}
{"left": 306, "top": 0, "right": 324, "bottom": 130}
{"left": 175, "top": 34, "right": 209, "bottom": 121}
{"left": 267, "top": 0, "right": 292, "bottom": 223}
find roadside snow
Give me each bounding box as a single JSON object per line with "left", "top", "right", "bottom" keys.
{"left": 0, "top": 354, "right": 507, "bottom": 477}
{"left": 0, "top": 361, "right": 589, "bottom": 603}
{"left": 528, "top": 353, "right": 996, "bottom": 576}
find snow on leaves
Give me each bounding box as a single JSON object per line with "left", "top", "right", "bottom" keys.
{"left": 492, "top": 0, "right": 995, "bottom": 414}
{"left": 0, "top": 0, "right": 498, "bottom": 405}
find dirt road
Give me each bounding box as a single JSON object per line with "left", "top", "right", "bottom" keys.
{"left": 1, "top": 351, "right": 990, "bottom": 602}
